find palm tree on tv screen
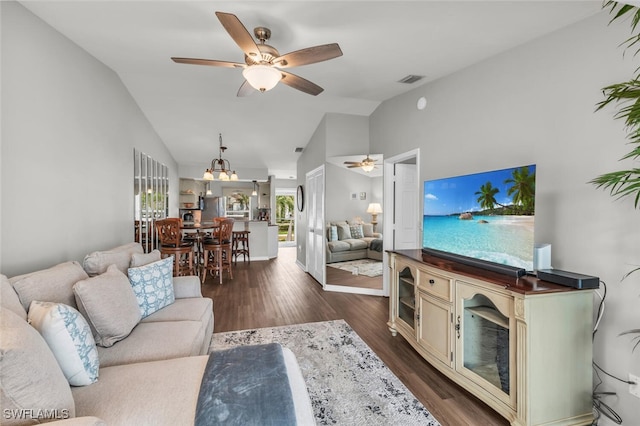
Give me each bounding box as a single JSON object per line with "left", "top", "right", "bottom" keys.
{"left": 475, "top": 182, "right": 501, "bottom": 212}
{"left": 505, "top": 167, "right": 535, "bottom": 215}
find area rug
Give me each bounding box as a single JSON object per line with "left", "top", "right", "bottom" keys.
{"left": 326, "top": 259, "right": 384, "bottom": 277}
{"left": 210, "top": 319, "right": 440, "bottom": 426}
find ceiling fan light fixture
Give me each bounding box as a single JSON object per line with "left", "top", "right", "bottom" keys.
{"left": 242, "top": 65, "right": 282, "bottom": 92}
{"left": 361, "top": 163, "right": 375, "bottom": 172}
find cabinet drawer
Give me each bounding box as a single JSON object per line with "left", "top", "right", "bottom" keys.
{"left": 418, "top": 269, "right": 452, "bottom": 301}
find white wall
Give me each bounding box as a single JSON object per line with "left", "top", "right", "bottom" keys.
{"left": 370, "top": 10, "right": 639, "bottom": 424}
{"left": 325, "top": 163, "right": 383, "bottom": 234}
{"left": 1, "top": 2, "right": 178, "bottom": 276}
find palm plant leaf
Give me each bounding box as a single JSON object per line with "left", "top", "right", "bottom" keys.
{"left": 619, "top": 329, "right": 640, "bottom": 352}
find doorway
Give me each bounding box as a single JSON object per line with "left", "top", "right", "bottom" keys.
{"left": 275, "top": 188, "right": 296, "bottom": 247}
{"left": 382, "top": 149, "right": 420, "bottom": 296}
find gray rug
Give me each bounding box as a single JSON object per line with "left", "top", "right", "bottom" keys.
{"left": 210, "top": 319, "right": 441, "bottom": 425}
{"left": 326, "top": 259, "right": 384, "bottom": 277}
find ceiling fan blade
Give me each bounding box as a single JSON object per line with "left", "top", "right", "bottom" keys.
{"left": 343, "top": 161, "right": 362, "bottom": 165}
{"left": 347, "top": 165, "right": 362, "bottom": 168}
{"left": 215, "top": 12, "right": 261, "bottom": 60}
{"left": 237, "top": 80, "right": 255, "bottom": 97}
{"left": 280, "top": 71, "right": 323, "bottom": 96}
{"left": 274, "top": 43, "right": 343, "bottom": 68}
{"left": 171, "top": 57, "right": 244, "bottom": 68}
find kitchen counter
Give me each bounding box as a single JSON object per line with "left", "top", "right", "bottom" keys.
{"left": 232, "top": 220, "right": 278, "bottom": 260}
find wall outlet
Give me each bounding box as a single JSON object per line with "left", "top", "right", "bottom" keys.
{"left": 629, "top": 373, "right": 640, "bottom": 398}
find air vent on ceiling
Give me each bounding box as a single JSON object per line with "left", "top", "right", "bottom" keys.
{"left": 397, "top": 75, "right": 425, "bottom": 84}
{"left": 294, "top": 147, "right": 304, "bottom": 153}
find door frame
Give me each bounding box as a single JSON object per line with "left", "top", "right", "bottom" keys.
{"left": 382, "top": 148, "right": 420, "bottom": 296}
{"left": 305, "top": 165, "right": 325, "bottom": 286}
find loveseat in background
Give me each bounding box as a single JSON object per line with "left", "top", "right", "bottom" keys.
{"left": 325, "top": 220, "right": 383, "bottom": 263}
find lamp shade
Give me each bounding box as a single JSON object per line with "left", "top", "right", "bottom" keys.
{"left": 366, "top": 203, "right": 382, "bottom": 214}
{"left": 203, "top": 170, "right": 214, "bottom": 181}
{"left": 242, "top": 65, "right": 282, "bottom": 92}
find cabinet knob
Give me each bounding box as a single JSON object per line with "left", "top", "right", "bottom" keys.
{"left": 429, "top": 279, "right": 435, "bottom": 285}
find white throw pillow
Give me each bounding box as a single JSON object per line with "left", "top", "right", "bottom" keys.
{"left": 28, "top": 301, "right": 99, "bottom": 386}
{"left": 127, "top": 257, "right": 175, "bottom": 319}
{"left": 130, "top": 249, "right": 161, "bottom": 268}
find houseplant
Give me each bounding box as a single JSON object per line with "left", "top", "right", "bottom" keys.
{"left": 591, "top": 1, "right": 640, "bottom": 350}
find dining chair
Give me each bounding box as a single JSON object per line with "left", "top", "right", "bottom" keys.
{"left": 202, "top": 218, "right": 234, "bottom": 284}
{"left": 155, "top": 218, "right": 195, "bottom": 277}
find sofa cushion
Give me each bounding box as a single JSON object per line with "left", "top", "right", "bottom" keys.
{"left": 73, "top": 265, "right": 141, "bottom": 348}
{"left": 82, "top": 242, "right": 143, "bottom": 277}
{"left": 336, "top": 223, "right": 352, "bottom": 240}
{"left": 128, "top": 257, "right": 175, "bottom": 319}
{"left": 1, "top": 274, "right": 27, "bottom": 320}
{"left": 327, "top": 240, "right": 352, "bottom": 253}
{"left": 344, "top": 238, "right": 368, "bottom": 250}
{"left": 28, "top": 301, "right": 100, "bottom": 386}
{"left": 71, "top": 356, "right": 208, "bottom": 426}
{"left": 130, "top": 249, "right": 161, "bottom": 268}
{"left": 10, "top": 261, "right": 88, "bottom": 312}
{"left": 96, "top": 321, "right": 207, "bottom": 367}
{"left": 0, "top": 309, "right": 76, "bottom": 423}
{"left": 141, "top": 297, "right": 212, "bottom": 324}
{"left": 349, "top": 224, "right": 364, "bottom": 239}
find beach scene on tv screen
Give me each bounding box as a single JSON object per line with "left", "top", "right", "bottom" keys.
{"left": 423, "top": 165, "right": 535, "bottom": 271}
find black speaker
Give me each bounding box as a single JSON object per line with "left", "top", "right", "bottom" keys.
{"left": 537, "top": 269, "right": 599, "bottom": 289}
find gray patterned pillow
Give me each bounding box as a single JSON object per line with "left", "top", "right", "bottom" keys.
{"left": 127, "top": 257, "right": 175, "bottom": 319}
{"left": 349, "top": 224, "right": 364, "bottom": 239}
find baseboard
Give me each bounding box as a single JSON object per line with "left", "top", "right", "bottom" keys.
{"left": 324, "top": 284, "right": 384, "bottom": 296}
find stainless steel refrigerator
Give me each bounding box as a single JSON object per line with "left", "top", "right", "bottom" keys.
{"left": 201, "top": 196, "right": 224, "bottom": 220}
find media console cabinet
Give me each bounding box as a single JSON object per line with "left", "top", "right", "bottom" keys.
{"left": 387, "top": 249, "right": 594, "bottom": 426}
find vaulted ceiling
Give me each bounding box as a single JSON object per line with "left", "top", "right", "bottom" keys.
{"left": 20, "top": 1, "right": 602, "bottom": 179}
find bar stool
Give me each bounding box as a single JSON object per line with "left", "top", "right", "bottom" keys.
{"left": 202, "top": 218, "right": 234, "bottom": 284}
{"left": 155, "top": 218, "right": 194, "bottom": 277}
{"left": 232, "top": 230, "right": 251, "bottom": 264}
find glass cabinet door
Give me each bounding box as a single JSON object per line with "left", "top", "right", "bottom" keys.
{"left": 397, "top": 266, "right": 416, "bottom": 330}
{"left": 456, "top": 280, "right": 515, "bottom": 408}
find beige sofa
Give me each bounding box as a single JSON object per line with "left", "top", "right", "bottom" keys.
{"left": 1, "top": 242, "right": 313, "bottom": 425}
{"left": 326, "top": 221, "right": 383, "bottom": 263}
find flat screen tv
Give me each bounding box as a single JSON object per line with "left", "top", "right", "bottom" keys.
{"left": 422, "top": 164, "right": 536, "bottom": 277}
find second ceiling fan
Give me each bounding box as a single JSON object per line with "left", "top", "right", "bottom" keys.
{"left": 172, "top": 11, "right": 343, "bottom": 96}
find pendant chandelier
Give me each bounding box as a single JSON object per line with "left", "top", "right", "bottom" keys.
{"left": 203, "top": 133, "right": 238, "bottom": 181}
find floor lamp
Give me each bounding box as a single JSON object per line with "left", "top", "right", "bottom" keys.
{"left": 367, "top": 203, "right": 382, "bottom": 232}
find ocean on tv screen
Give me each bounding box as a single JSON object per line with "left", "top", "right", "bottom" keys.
{"left": 423, "top": 165, "right": 536, "bottom": 271}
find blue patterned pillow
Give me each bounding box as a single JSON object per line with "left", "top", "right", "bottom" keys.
{"left": 349, "top": 224, "right": 364, "bottom": 239}
{"left": 128, "top": 257, "right": 175, "bottom": 318}
{"left": 328, "top": 225, "right": 338, "bottom": 242}
{"left": 28, "top": 301, "right": 99, "bottom": 386}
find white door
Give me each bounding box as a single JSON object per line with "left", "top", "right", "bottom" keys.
{"left": 394, "top": 163, "right": 419, "bottom": 250}
{"left": 306, "top": 166, "right": 325, "bottom": 284}
{"left": 383, "top": 150, "right": 420, "bottom": 296}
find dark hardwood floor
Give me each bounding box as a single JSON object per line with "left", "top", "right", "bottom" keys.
{"left": 201, "top": 247, "right": 508, "bottom": 426}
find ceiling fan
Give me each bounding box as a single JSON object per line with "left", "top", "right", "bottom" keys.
{"left": 171, "top": 11, "right": 343, "bottom": 96}
{"left": 344, "top": 155, "right": 381, "bottom": 172}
